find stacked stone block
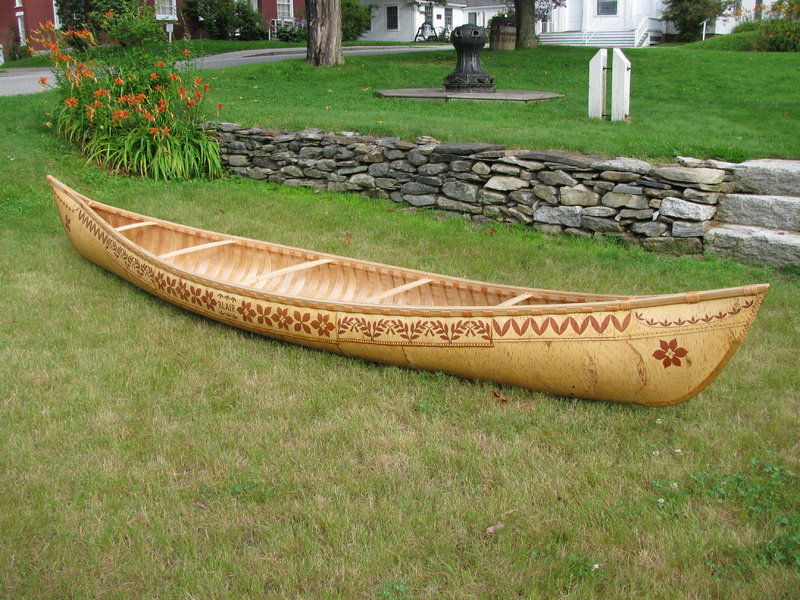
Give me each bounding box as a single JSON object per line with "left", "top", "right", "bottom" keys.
{"left": 209, "top": 122, "right": 742, "bottom": 255}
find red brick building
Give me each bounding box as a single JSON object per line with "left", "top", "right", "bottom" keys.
{"left": 1, "top": 0, "right": 305, "bottom": 55}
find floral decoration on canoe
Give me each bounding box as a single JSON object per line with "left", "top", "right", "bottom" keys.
{"left": 338, "top": 316, "right": 492, "bottom": 346}
{"left": 653, "top": 339, "right": 688, "bottom": 368}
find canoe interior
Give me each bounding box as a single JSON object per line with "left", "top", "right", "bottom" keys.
{"left": 89, "top": 199, "right": 631, "bottom": 310}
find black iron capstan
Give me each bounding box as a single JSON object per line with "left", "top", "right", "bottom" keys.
{"left": 443, "top": 25, "right": 495, "bottom": 93}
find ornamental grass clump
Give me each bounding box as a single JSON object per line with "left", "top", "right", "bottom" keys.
{"left": 32, "top": 22, "right": 221, "bottom": 181}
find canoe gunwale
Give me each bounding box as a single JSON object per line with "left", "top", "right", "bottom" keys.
{"left": 49, "top": 175, "right": 770, "bottom": 320}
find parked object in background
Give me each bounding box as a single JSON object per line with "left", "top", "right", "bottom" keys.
{"left": 50, "top": 176, "right": 768, "bottom": 407}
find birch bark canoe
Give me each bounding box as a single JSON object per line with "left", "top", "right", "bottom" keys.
{"left": 50, "top": 176, "right": 769, "bottom": 407}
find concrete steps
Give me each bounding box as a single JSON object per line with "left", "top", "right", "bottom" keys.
{"left": 539, "top": 30, "right": 637, "bottom": 47}
{"left": 704, "top": 225, "right": 800, "bottom": 269}
{"left": 716, "top": 194, "right": 800, "bottom": 230}
{"left": 703, "top": 161, "right": 800, "bottom": 268}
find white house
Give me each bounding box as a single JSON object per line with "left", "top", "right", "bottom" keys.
{"left": 359, "top": 0, "right": 506, "bottom": 43}
{"left": 359, "top": 0, "right": 780, "bottom": 47}
{"left": 538, "top": 0, "right": 780, "bottom": 47}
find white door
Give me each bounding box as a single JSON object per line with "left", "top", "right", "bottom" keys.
{"left": 567, "top": 0, "right": 584, "bottom": 31}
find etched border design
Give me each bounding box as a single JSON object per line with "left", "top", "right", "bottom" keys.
{"left": 635, "top": 300, "right": 755, "bottom": 328}
{"left": 337, "top": 316, "right": 493, "bottom": 346}
{"left": 493, "top": 313, "right": 631, "bottom": 339}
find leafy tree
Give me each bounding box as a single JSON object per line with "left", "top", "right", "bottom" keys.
{"left": 662, "top": 0, "right": 735, "bottom": 42}
{"left": 513, "top": 0, "right": 566, "bottom": 49}
{"left": 341, "top": 0, "right": 371, "bottom": 42}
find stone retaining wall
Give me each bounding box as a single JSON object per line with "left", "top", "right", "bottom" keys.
{"left": 209, "top": 122, "right": 743, "bottom": 255}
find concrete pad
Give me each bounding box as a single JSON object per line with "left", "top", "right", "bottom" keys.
{"left": 375, "top": 88, "right": 565, "bottom": 103}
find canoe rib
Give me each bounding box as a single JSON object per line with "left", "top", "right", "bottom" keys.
{"left": 49, "top": 175, "right": 770, "bottom": 407}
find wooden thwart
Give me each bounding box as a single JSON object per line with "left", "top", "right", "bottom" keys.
{"left": 497, "top": 292, "right": 535, "bottom": 307}
{"left": 365, "top": 278, "right": 433, "bottom": 303}
{"left": 159, "top": 240, "right": 235, "bottom": 259}
{"left": 243, "top": 258, "right": 333, "bottom": 286}
{"left": 115, "top": 221, "right": 156, "bottom": 232}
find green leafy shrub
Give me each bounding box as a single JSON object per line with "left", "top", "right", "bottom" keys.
{"left": 54, "top": 0, "right": 94, "bottom": 32}
{"left": 663, "top": 0, "right": 735, "bottom": 42}
{"left": 275, "top": 20, "right": 308, "bottom": 43}
{"left": 4, "top": 25, "right": 33, "bottom": 61}
{"left": 91, "top": 0, "right": 166, "bottom": 48}
{"left": 731, "top": 20, "right": 761, "bottom": 33}
{"left": 770, "top": 0, "right": 800, "bottom": 20}
{"left": 341, "top": 0, "right": 372, "bottom": 42}
{"left": 182, "top": 0, "right": 232, "bottom": 40}
{"left": 755, "top": 17, "right": 800, "bottom": 51}
{"left": 233, "top": 0, "right": 270, "bottom": 41}
{"left": 32, "top": 22, "right": 221, "bottom": 181}
{"left": 182, "top": 0, "right": 268, "bottom": 41}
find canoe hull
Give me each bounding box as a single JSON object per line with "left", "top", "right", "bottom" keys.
{"left": 51, "top": 177, "right": 767, "bottom": 407}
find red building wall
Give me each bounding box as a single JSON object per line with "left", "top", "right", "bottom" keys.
{"left": 1, "top": 0, "right": 309, "bottom": 58}
{"left": 1, "top": 0, "right": 57, "bottom": 54}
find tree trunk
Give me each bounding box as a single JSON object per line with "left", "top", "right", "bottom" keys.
{"left": 515, "top": 0, "right": 540, "bottom": 49}
{"left": 306, "top": 0, "right": 345, "bottom": 67}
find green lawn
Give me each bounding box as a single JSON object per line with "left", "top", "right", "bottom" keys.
{"left": 1, "top": 44, "right": 799, "bottom": 599}
{"left": 200, "top": 44, "right": 799, "bottom": 162}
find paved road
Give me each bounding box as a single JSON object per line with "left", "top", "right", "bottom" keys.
{"left": 0, "top": 45, "right": 445, "bottom": 97}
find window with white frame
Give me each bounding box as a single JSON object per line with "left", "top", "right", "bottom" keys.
{"left": 16, "top": 12, "right": 26, "bottom": 44}
{"left": 444, "top": 7, "right": 452, "bottom": 30}
{"left": 155, "top": 0, "right": 177, "bottom": 20}
{"left": 423, "top": 4, "right": 433, "bottom": 24}
{"left": 52, "top": 0, "right": 62, "bottom": 29}
{"left": 468, "top": 12, "right": 477, "bottom": 25}
{"left": 386, "top": 6, "right": 398, "bottom": 30}
{"left": 277, "top": 0, "right": 293, "bottom": 20}
{"left": 597, "top": 1, "right": 617, "bottom": 16}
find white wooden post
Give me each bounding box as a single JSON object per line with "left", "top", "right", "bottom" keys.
{"left": 588, "top": 49, "right": 607, "bottom": 119}
{"left": 611, "top": 48, "right": 631, "bottom": 122}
